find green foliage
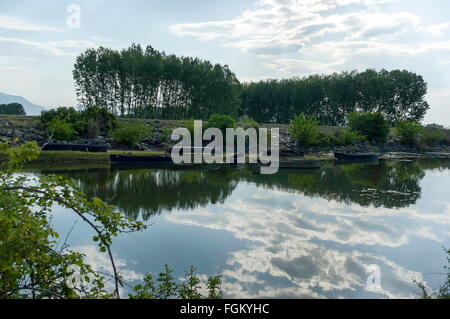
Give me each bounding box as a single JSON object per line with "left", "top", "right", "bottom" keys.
{"left": 239, "top": 116, "right": 260, "bottom": 130}
{"left": 112, "top": 123, "right": 151, "bottom": 147}
{"left": 348, "top": 113, "right": 389, "bottom": 144}
{"left": 289, "top": 115, "right": 319, "bottom": 146}
{"left": 396, "top": 121, "right": 423, "bottom": 146}
{"left": 416, "top": 248, "right": 449, "bottom": 299}
{"left": 73, "top": 44, "right": 241, "bottom": 120}
{"left": 207, "top": 114, "right": 237, "bottom": 133}
{"left": 0, "top": 103, "right": 26, "bottom": 115}
{"left": 46, "top": 118, "right": 77, "bottom": 141}
{"left": 129, "top": 265, "right": 222, "bottom": 299}
{"left": 40, "top": 106, "right": 118, "bottom": 139}
{"left": 0, "top": 141, "right": 146, "bottom": 298}
{"left": 336, "top": 129, "right": 365, "bottom": 146}
{"left": 421, "top": 124, "right": 446, "bottom": 146}
{"left": 240, "top": 69, "right": 429, "bottom": 125}
{"left": 1, "top": 142, "right": 223, "bottom": 300}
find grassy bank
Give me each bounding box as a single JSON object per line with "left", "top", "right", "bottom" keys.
{"left": 0, "top": 149, "right": 167, "bottom": 165}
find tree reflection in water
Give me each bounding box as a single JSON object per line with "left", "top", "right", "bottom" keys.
{"left": 45, "top": 159, "right": 450, "bottom": 220}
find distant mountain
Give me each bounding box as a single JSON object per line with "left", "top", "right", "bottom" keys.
{"left": 0, "top": 92, "right": 47, "bottom": 116}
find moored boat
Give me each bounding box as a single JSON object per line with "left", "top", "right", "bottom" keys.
{"left": 334, "top": 152, "right": 379, "bottom": 161}
{"left": 42, "top": 143, "right": 107, "bottom": 153}
{"left": 110, "top": 155, "right": 173, "bottom": 163}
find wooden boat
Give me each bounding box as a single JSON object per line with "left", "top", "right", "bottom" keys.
{"left": 110, "top": 155, "right": 173, "bottom": 163}
{"left": 42, "top": 143, "right": 107, "bottom": 153}
{"left": 334, "top": 152, "right": 379, "bottom": 161}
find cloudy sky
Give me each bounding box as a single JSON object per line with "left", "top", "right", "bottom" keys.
{"left": 0, "top": 0, "right": 449, "bottom": 124}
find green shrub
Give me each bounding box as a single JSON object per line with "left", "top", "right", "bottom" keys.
{"left": 113, "top": 123, "right": 151, "bottom": 147}
{"left": 40, "top": 106, "right": 118, "bottom": 138}
{"left": 239, "top": 116, "right": 260, "bottom": 130}
{"left": 336, "top": 129, "right": 365, "bottom": 146}
{"left": 40, "top": 107, "right": 80, "bottom": 127}
{"left": 289, "top": 115, "right": 319, "bottom": 146}
{"left": 82, "top": 106, "right": 118, "bottom": 137}
{"left": 207, "top": 114, "right": 237, "bottom": 133}
{"left": 46, "top": 118, "right": 77, "bottom": 141}
{"left": 348, "top": 113, "right": 389, "bottom": 144}
{"left": 421, "top": 124, "right": 445, "bottom": 146}
{"left": 396, "top": 121, "right": 423, "bottom": 146}
{"left": 316, "top": 131, "right": 336, "bottom": 147}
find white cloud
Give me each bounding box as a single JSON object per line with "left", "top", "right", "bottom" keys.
{"left": 0, "top": 36, "right": 96, "bottom": 56}
{"left": 0, "top": 14, "right": 63, "bottom": 32}
{"left": 169, "top": 0, "right": 449, "bottom": 71}
{"left": 420, "top": 22, "right": 450, "bottom": 37}
{"left": 163, "top": 182, "right": 443, "bottom": 298}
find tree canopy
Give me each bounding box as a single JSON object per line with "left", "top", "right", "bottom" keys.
{"left": 73, "top": 44, "right": 240, "bottom": 120}
{"left": 240, "top": 69, "right": 429, "bottom": 125}
{"left": 0, "top": 103, "right": 26, "bottom": 115}
{"left": 73, "top": 45, "right": 429, "bottom": 126}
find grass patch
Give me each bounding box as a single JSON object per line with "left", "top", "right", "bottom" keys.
{"left": 0, "top": 149, "right": 167, "bottom": 166}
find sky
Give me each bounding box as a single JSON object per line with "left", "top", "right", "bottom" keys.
{"left": 0, "top": 0, "right": 449, "bottom": 125}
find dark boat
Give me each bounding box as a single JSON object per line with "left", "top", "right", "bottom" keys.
{"left": 334, "top": 152, "right": 379, "bottom": 161}
{"left": 110, "top": 155, "right": 173, "bottom": 163}
{"left": 42, "top": 143, "right": 107, "bottom": 153}
{"left": 279, "top": 150, "right": 305, "bottom": 158}
{"left": 279, "top": 160, "right": 321, "bottom": 169}
{"left": 257, "top": 160, "right": 321, "bottom": 169}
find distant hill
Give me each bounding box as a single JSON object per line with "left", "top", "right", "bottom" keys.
{"left": 0, "top": 92, "right": 47, "bottom": 116}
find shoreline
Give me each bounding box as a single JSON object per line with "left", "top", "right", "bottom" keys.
{"left": 1, "top": 115, "right": 449, "bottom": 165}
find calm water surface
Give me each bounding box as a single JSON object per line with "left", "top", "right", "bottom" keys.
{"left": 34, "top": 159, "right": 450, "bottom": 298}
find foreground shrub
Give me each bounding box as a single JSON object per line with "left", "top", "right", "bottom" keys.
{"left": 129, "top": 265, "right": 222, "bottom": 299}
{"left": 0, "top": 141, "right": 220, "bottom": 299}
{"left": 396, "top": 121, "right": 423, "bottom": 146}
{"left": 207, "top": 114, "right": 237, "bottom": 133}
{"left": 348, "top": 113, "right": 389, "bottom": 143}
{"left": 113, "top": 123, "right": 151, "bottom": 147}
{"left": 46, "top": 118, "right": 77, "bottom": 141}
{"left": 421, "top": 124, "right": 446, "bottom": 146}
{"left": 289, "top": 115, "right": 319, "bottom": 146}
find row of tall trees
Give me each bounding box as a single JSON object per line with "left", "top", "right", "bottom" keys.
{"left": 240, "top": 69, "right": 429, "bottom": 125}
{"left": 73, "top": 44, "right": 241, "bottom": 120}
{"left": 0, "top": 103, "right": 25, "bottom": 115}
{"left": 73, "top": 45, "right": 429, "bottom": 125}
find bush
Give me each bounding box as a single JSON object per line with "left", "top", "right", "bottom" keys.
{"left": 336, "top": 129, "right": 365, "bottom": 146}
{"left": 396, "top": 121, "right": 423, "bottom": 146}
{"left": 239, "top": 116, "right": 260, "bottom": 130}
{"left": 112, "top": 123, "right": 151, "bottom": 147}
{"left": 46, "top": 118, "right": 77, "bottom": 141}
{"left": 348, "top": 113, "right": 389, "bottom": 144}
{"left": 40, "top": 106, "right": 118, "bottom": 138}
{"left": 289, "top": 115, "right": 319, "bottom": 146}
{"left": 207, "top": 114, "right": 237, "bottom": 133}
{"left": 40, "top": 107, "right": 80, "bottom": 126}
{"left": 82, "top": 106, "right": 118, "bottom": 137}
{"left": 421, "top": 124, "right": 445, "bottom": 146}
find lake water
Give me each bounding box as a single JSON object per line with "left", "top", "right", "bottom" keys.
{"left": 34, "top": 159, "right": 450, "bottom": 298}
